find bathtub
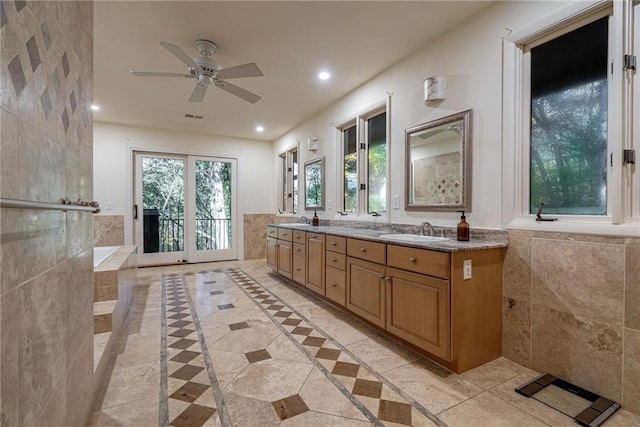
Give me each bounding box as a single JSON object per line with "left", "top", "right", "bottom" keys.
{"left": 94, "top": 246, "right": 120, "bottom": 268}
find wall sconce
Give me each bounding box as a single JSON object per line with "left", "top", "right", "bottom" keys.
{"left": 307, "top": 137, "right": 319, "bottom": 151}
{"left": 424, "top": 76, "right": 447, "bottom": 103}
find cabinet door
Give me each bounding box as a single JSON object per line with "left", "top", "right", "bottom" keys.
{"left": 346, "top": 257, "right": 386, "bottom": 327}
{"left": 306, "top": 233, "right": 325, "bottom": 294}
{"left": 293, "top": 254, "right": 306, "bottom": 284}
{"left": 267, "top": 237, "right": 278, "bottom": 270}
{"left": 386, "top": 267, "right": 450, "bottom": 360}
{"left": 325, "top": 265, "right": 346, "bottom": 306}
{"left": 277, "top": 240, "right": 293, "bottom": 279}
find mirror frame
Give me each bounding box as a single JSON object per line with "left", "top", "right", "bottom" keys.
{"left": 304, "top": 157, "right": 325, "bottom": 211}
{"left": 404, "top": 109, "right": 472, "bottom": 212}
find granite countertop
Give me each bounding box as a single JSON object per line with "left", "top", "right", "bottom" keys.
{"left": 270, "top": 223, "right": 507, "bottom": 253}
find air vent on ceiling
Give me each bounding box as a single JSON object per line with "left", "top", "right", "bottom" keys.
{"left": 185, "top": 114, "right": 204, "bottom": 120}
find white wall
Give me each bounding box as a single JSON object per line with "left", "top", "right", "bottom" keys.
{"left": 273, "top": 1, "right": 572, "bottom": 230}
{"left": 94, "top": 122, "right": 274, "bottom": 255}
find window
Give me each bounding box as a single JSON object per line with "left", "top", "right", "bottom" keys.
{"left": 528, "top": 17, "right": 609, "bottom": 215}
{"left": 278, "top": 146, "right": 298, "bottom": 214}
{"left": 338, "top": 102, "right": 388, "bottom": 215}
{"left": 503, "top": 2, "right": 638, "bottom": 230}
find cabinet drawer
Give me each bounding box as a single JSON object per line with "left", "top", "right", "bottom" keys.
{"left": 293, "top": 254, "right": 306, "bottom": 284}
{"left": 387, "top": 245, "right": 450, "bottom": 279}
{"left": 326, "top": 235, "right": 346, "bottom": 254}
{"left": 293, "top": 243, "right": 306, "bottom": 257}
{"left": 306, "top": 232, "right": 325, "bottom": 243}
{"left": 293, "top": 230, "right": 306, "bottom": 243}
{"left": 347, "top": 238, "right": 386, "bottom": 264}
{"left": 325, "top": 266, "right": 346, "bottom": 306}
{"left": 267, "top": 226, "right": 278, "bottom": 238}
{"left": 326, "top": 252, "right": 346, "bottom": 271}
{"left": 277, "top": 228, "right": 293, "bottom": 241}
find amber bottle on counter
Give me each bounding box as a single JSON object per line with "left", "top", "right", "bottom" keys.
{"left": 312, "top": 210, "right": 319, "bottom": 226}
{"left": 457, "top": 211, "right": 469, "bottom": 241}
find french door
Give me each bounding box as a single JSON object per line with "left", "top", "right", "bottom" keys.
{"left": 134, "top": 152, "right": 237, "bottom": 266}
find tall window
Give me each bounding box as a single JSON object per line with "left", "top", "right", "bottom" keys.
{"left": 278, "top": 146, "right": 298, "bottom": 214}
{"left": 528, "top": 17, "right": 609, "bottom": 215}
{"left": 339, "top": 104, "right": 388, "bottom": 215}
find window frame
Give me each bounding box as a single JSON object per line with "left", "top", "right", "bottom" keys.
{"left": 502, "top": 0, "right": 639, "bottom": 235}
{"left": 277, "top": 144, "right": 299, "bottom": 215}
{"left": 335, "top": 96, "right": 390, "bottom": 218}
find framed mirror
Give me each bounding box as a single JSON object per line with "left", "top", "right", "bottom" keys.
{"left": 405, "top": 109, "right": 472, "bottom": 211}
{"left": 304, "top": 157, "right": 325, "bottom": 210}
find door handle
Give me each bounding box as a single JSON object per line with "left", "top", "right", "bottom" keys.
{"left": 134, "top": 204, "right": 138, "bottom": 219}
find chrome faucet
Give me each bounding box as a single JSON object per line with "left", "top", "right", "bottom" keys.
{"left": 298, "top": 216, "right": 311, "bottom": 224}
{"left": 419, "top": 221, "right": 436, "bottom": 236}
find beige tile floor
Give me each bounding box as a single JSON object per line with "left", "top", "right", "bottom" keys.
{"left": 88, "top": 259, "right": 640, "bottom": 426}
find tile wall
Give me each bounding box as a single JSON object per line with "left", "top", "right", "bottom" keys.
{"left": 502, "top": 231, "right": 640, "bottom": 414}
{"left": 0, "top": 1, "right": 95, "bottom": 425}
{"left": 93, "top": 214, "right": 124, "bottom": 246}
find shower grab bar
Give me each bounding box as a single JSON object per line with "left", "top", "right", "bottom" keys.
{"left": 0, "top": 197, "right": 101, "bottom": 213}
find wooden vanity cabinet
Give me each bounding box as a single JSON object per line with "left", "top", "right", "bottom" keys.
{"left": 292, "top": 230, "right": 306, "bottom": 284}
{"left": 306, "top": 232, "right": 325, "bottom": 295}
{"left": 266, "top": 237, "right": 278, "bottom": 270}
{"left": 266, "top": 226, "right": 294, "bottom": 279}
{"left": 325, "top": 235, "right": 347, "bottom": 306}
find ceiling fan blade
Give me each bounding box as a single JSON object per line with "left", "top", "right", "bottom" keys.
{"left": 130, "top": 71, "right": 194, "bottom": 78}
{"left": 159, "top": 41, "right": 202, "bottom": 71}
{"left": 215, "top": 81, "right": 261, "bottom": 104}
{"left": 188, "top": 84, "right": 208, "bottom": 102}
{"left": 218, "top": 63, "right": 264, "bottom": 79}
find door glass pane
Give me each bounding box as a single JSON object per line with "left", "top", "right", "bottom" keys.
{"left": 142, "top": 156, "right": 184, "bottom": 253}
{"left": 280, "top": 154, "right": 287, "bottom": 213}
{"left": 367, "top": 112, "right": 387, "bottom": 213}
{"left": 194, "top": 160, "right": 232, "bottom": 250}
{"left": 343, "top": 125, "right": 357, "bottom": 212}
{"left": 292, "top": 150, "right": 298, "bottom": 214}
{"left": 530, "top": 17, "right": 608, "bottom": 215}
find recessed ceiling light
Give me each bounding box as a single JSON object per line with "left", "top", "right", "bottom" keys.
{"left": 256, "top": 126, "right": 264, "bottom": 133}
{"left": 318, "top": 71, "right": 330, "bottom": 81}
{"left": 91, "top": 104, "right": 100, "bottom": 111}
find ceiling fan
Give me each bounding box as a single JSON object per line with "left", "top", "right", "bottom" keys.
{"left": 130, "top": 39, "right": 264, "bottom": 104}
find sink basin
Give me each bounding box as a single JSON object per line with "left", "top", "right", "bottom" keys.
{"left": 279, "top": 223, "right": 312, "bottom": 227}
{"left": 378, "top": 234, "right": 448, "bottom": 243}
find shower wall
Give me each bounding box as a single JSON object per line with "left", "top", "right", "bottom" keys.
{"left": 0, "top": 1, "right": 95, "bottom": 425}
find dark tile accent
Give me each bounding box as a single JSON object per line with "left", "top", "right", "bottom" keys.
{"left": 40, "top": 88, "right": 52, "bottom": 119}
{"left": 315, "top": 348, "right": 341, "bottom": 361}
{"left": 170, "top": 364, "right": 205, "bottom": 381}
{"left": 267, "top": 304, "right": 284, "bottom": 311}
{"left": 291, "top": 327, "right": 313, "bottom": 336}
{"left": 274, "top": 311, "right": 292, "bottom": 318}
{"left": 332, "top": 361, "right": 360, "bottom": 378}
{"left": 41, "top": 21, "right": 52, "bottom": 50}
{"left": 272, "top": 395, "right": 309, "bottom": 421}
{"left": 169, "top": 320, "right": 192, "bottom": 329}
{"left": 169, "top": 338, "right": 198, "bottom": 350}
{"left": 26, "top": 35, "right": 41, "bottom": 72}
{"left": 217, "top": 304, "right": 234, "bottom": 310}
{"left": 245, "top": 349, "right": 271, "bottom": 363}
{"left": 168, "top": 306, "right": 187, "bottom": 313}
{"left": 1, "top": 1, "right": 7, "bottom": 28}
{"left": 353, "top": 379, "right": 383, "bottom": 399}
{"left": 52, "top": 69, "right": 61, "bottom": 95}
{"left": 170, "top": 403, "right": 216, "bottom": 427}
{"left": 262, "top": 299, "right": 277, "bottom": 305}
{"left": 14, "top": 0, "right": 26, "bottom": 12}
{"left": 203, "top": 280, "right": 217, "bottom": 284}
{"left": 168, "top": 312, "right": 190, "bottom": 320}
{"left": 61, "top": 52, "right": 69, "bottom": 77}
{"left": 281, "top": 318, "right": 302, "bottom": 327}
{"left": 378, "top": 400, "right": 412, "bottom": 425}
{"left": 209, "top": 290, "right": 223, "bottom": 295}
{"left": 169, "top": 329, "right": 195, "bottom": 338}
{"left": 254, "top": 294, "right": 269, "bottom": 300}
{"left": 170, "top": 382, "right": 210, "bottom": 403}
{"left": 69, "top": 90, "right": 76, "bottom": 113}
{"left": 229, "top": 322, "right": 249, "bottom": 331}
{"left": 61, "top": 108, "right": 69, "bottom": 133}
{"left": 8, "top": 55, "right": 26, "bottom": 96}
{"left": 170, "top": 350, "right": 200, "bottom": 364}
{"left": 302, "top": 336, "right": 325, "bottom": 347}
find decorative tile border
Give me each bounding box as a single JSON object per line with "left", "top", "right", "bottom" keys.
{"left": 224, "top": 268, "right": 449, "bottom": 427}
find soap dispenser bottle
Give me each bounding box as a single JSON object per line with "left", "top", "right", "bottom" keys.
{"left": 457, "top": 211, "right": 469, "bottom": 241}
{"left": 312, "top": 210, "right": 319, "bottom": 226}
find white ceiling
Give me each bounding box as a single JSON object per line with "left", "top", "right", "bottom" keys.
{"left": 94, "top": 1, "right": 493, "bottom": 142}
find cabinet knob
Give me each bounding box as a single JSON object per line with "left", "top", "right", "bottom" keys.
{"left": 378, "top": 274, "right": 385, "bottom": 279}
{"left": 360, "top": 248, "right": 366, "bottom": 252}
{"left": 332, "top": 258, "right": 337, "bottom": 262}
{"left": 296, "top": 268, "right": 301, "bottom": 271}
{"left": 332, "top": 283, "right": 338, "bottom": 287}
{"left": 409, "top": 257, "right": 416, "bottom": 263}
{"left": 331, "top": 242, "right": 337, "bottom": 246}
